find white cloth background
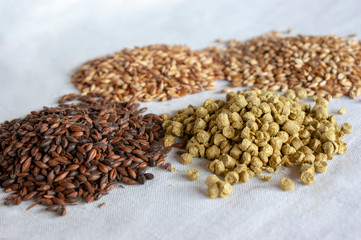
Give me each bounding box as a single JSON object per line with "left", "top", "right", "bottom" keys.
{"left": 0, "top": 0, "right": 360, "bottom": 239}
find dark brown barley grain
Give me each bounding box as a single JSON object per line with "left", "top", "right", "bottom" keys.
{"left": 0, "top": 96, "right": 169, "bottom": 216}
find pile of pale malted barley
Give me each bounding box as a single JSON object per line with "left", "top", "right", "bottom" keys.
{"left": 69, "top": 44, "right": 224, "bottom": 103}
{"left": 221, "top": 32, "right": 361, "bottom": 101}
{"left": 68, "top": 31, "right": 361, "bottom": 103}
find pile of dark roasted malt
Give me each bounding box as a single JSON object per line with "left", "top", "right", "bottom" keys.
{"left": 0, "top": 96, "right": 169, "bottom": 216}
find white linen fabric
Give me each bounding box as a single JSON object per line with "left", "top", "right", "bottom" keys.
{"left": 0, "top": 1, "right": 360, "bottom": 239}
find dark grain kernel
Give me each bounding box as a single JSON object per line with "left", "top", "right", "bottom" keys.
{"left": 58, "top": 207, "right": 67, "bottom": 216}
{"left": 137, "top": 162, "right": 148, "bottom": 169}
{"left": 102, "top": 159, "right": 114, "bottom": 166}
{"left": 87, "top": 174, "right": 101, "bottom": 182}
{"left": 176, "top": 150, "right": 187, "bottom": 155}
{"left": 45, "top": 205, "right": 60, "bottom": 212}
{"left": 109, "top": 169, "right": 117, "bottom": 180}
{"left": 149, "top": 159, "right": 155, "bottom": 167}
{"left": 57, "top": 192, "right": 66, "bottom": 200}
{"left": 66, "top": 191, "right": 78, "bottom": 198}
{"left": 15, "top": 196, "right": 22, "bottom": 205}
{"left": 104, "top": 183, "right": 116, "bottom": 191}
{"left": 40, "top": 198, "right": 54, "bottom": 206}
{"left": 65, "top": 198, "right": 77, "bottom": 203}
{"left": 137, "top": 174, "right": 146, "bottom": 185}
{"left": 65, "top": 164, "right": 79, "bottom": 172}
{"left": 26, "top": 203, "right": 39, "bottom": 211}
{"left": 152, "top": 152, "right": 161, "bottom": 161}
{"left": 164, "top": 163, "right": 172, "bottom": 170}
{"left": 2, "top": 179, "right": 15, "bottom": 188}
{"left": 144, "top": 173, "right": 154, "bottom": 180}
{"left": 23, "top": 192, "right": 37, "bottom": 201}
{"left": 54, "top": 172, "right": 69, "bottom": 182}
{"left": 52, "top": 197, "right": 66, "bottom": 206}
{"left": 62, "top": 182, "right": 76, "bottom": 189}
{"left": 76, "top": 174, "right": 87, "bottom": 183}
{"left": 123, "top": 178, "right": 139, "bottom": 185}
{"left": 164, "top": 146, "right": 172, "bottom": 154}
{"left": 98, "top": 163, "right": 109, "bottom": 173}
{"left": 117, "top": 167, "right": 129, "bottom": 177}
{"left": 172, "top": 142, "right": 186, "bottom": 148}
{"left": 129, "top": 162, "right": 139, "bottom": 169}
{"left": 87, "top": 149, "right": 97, "bottom": 162}
{"left": 86, "top": 195, "right": 94, "bottom": 203}
{"left": 37, "top": 185, "right": 51, "bottom": 191}
{"left": 156, "top": 159, "right": 165, "bottom": 167}
{"left": 121, "top": 159, "right": 133, "bottom": 168}
{"left": 69, "top": 125, "right": 83, "bottom": 132}
{"left": 127, "top": 168, "right": 137, "bottom": 179}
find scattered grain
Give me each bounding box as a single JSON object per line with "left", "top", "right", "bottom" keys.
{"left": 98, "top": 202, "right": 106, "bottom": 208}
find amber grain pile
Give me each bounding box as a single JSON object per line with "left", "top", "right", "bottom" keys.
{"left": 222, "top": 32, "right": 361, "bottom": 100}
{"left": 0, "top": 97, "right": 169, "bottom": 216}
{"left": 71, "top": 44, "right": 224, "bottom": 103}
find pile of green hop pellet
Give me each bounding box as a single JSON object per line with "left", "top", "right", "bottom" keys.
{"left": 162, "top": 88, "right": 352, "bottom": 198}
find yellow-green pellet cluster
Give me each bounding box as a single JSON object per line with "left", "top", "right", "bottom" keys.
{"left": 163, "top": 89, "right": 352, "bottom": 198}
{"left": 205, "top": 175, "right": 232, "bottom": 199}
